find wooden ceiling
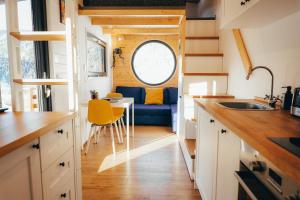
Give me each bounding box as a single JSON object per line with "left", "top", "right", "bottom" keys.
{"left": 78, "top": 7, "right": 186, "bottom": 35}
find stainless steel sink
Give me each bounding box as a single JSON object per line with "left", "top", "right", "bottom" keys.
{"left": 217, "top": 102, "right": 274, "bottom": 110}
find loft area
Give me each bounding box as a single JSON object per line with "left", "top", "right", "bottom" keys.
{"left": 82, "top": 0, "right": 216, "bottom": 20}
{"left": 83, "top": 0, "right": 201, "bottom": 7}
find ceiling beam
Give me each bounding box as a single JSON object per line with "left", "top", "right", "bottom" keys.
{"left": 78, "top": 7, "right": 186, "bottom": 16}
{"left": 91, "top": 16, "right": 180, "bottom": 26}
{"left": 103, "top": 28, "right": 180, "bottom": 35}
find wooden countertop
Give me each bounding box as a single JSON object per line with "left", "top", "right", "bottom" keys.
{"left": 0, "top": 112, "right": 76, "bottom": 158}
{"left": 194, "top": 99, "right": 300, "bottom": 184}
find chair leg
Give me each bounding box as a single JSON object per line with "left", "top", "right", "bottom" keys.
{"left": 117, "top": 119, "right": 124, "bottom": 143}
{"left": 103, "top": 126, "right": 107, "bottom": 136}
{"left": 120, "top": 117, "right": 126, "bottom": 135}
{"left": 114, "top": 122, "right": 122, "bottom": 144}
{"left": 96, "top": 126, "right": 102, "bottom": 144}
{"left": 93, "top": 126, "right": 99, "bottom": 144}
{"left": 109, "top": 125, "right": 116, "bottom": 154}
{"left": 85, "top": 126, "right": 95, "bottom": 154}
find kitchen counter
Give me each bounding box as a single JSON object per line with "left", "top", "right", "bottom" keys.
{"left": 0, "top": 112, "right": 76, "bottom": 157}
{"left": 195, "top": 99, "right": 300, "bottom": 184}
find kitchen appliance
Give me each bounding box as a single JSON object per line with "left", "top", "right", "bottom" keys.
{"left": 291, "top": 87, "right": 300, "bottom": 117}
{"left": 269, "top": 137, "right": 300, "bottom": 158}
{"left": 236, "top": 140, "right": 300, "bottom": 200}
{"left": 282, "top": 86, "right": 293, "bottom": 110}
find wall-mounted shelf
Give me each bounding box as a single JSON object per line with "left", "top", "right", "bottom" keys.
{"left": 13, "top": 79, "right": 68, "bottom": 85}
{"left": 10, "top": 31, "right": 65, "bottom": 41}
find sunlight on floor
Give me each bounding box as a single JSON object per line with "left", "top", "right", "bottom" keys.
{"left": 97, "top": 134, "right": 177, "bottom": 173}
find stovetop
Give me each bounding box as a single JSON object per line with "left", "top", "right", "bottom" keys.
{"left": 269, "top": 137, "right": 300, "bottom": 158}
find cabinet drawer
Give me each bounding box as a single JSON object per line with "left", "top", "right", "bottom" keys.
{"left": 44, "top": 176, "right": 75, "bottom": 200}
{"left": 40, "top": 120, "right": 73, "bottom": 170}
{"left": 43, "top": 148, "right": 74, "bottom": 199}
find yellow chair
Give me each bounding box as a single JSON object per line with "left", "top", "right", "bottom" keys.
{"left": 106, "top": 92, "right": 126, "bottom": 136}
{"left": 85, "top": 99, "right": 122, "bottom": 154}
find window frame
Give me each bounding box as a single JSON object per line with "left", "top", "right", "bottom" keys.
{"left": 131, "top": 40, "right": 177, "bottom": 86}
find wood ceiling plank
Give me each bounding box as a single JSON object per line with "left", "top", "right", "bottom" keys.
{"left": 78, "top": 7, "right": 186, "bottom": 16}
{"left": 103, "top": 28, "right": 180, "bottom": 35}
{"left": 91, "top": 16, "right": 180, "bottom": 25}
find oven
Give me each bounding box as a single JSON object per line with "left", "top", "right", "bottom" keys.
{"left": 236, "top": 140, "right": 300, "bottom": 200}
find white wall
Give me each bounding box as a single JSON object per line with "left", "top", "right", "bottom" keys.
{"left": 220, "top": 11, "right": 300, "bottom": 99}
{"left": 77, "top": 16, "right": 113, "bottom": 104}
{"left": 46, "top": 0, "right": 113, "bottom": 111}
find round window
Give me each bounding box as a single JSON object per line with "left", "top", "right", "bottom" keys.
{"left": 131, "top": 40, "right": 176, "bottom": 86}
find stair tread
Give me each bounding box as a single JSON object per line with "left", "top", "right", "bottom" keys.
{"left": 185, "top": 53, "right": 223, "bottom": 57}
{"left": 185, "top": 139, "right": 196, "bottom": 159}
{"left": 184, "top": 72, "right": 228, "bottom": 76}
{"left": 186, "top": 36, "right": 219, "bottom": 40}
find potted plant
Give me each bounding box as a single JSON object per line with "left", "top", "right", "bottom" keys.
{"left": 90, "top": 90, "right": 98, "bottom": 99}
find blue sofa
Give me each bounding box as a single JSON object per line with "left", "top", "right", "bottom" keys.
{"left": 116, "top": 86, "right": 178, "bottom": 132}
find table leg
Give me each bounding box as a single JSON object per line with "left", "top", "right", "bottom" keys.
{"left": 132, "top": 103, "right": 134, "bottom": 137}
{"left": 126, "top": 105, "right": 129, "bottom": 151}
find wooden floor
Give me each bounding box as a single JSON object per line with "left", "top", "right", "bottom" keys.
{"left": 81, "top": 126, "right": 201, "bottom": 200}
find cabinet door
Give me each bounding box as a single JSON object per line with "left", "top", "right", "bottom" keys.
{"left": 40, "top": 120, "right": 73, "bottom": 170}
{"left": 216, "top": 123, "right": 240, "bottom": 200}
{"left": 0, "top": 139, "right": 42, "bottom": 200}
{"left": 196, "top": 108, "right": 218, "bottom": 200}
{"left": 46, "top": 176, "right": 75, "bottom": 200}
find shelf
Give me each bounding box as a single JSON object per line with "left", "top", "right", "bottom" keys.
{"left": 10, "top": 31, "right": 65, "bottom": 41}
{"left": 191, "top": 94, "right": 235, "bottom": 99}
{"left": 184, "top": 72, "right": 228, "bottom": 76}
{"left": 13, "top": 79, "right": 68, "bottom": 86}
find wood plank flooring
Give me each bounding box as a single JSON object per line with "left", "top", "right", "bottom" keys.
{"left": 81, "top": 126, "right": 201, "bottom": 200}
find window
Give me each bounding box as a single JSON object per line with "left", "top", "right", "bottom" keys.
{"left": 0, "top": 3, "right": 11, "bottom": 108}
{"left": 17, "top": 0, "right": 36, "bottom": 79}
{"left": 132, "top": 40, "right": 176, "bottom": 86}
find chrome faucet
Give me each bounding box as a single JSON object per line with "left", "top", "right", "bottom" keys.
{"left": 246, "top": 66, "right": 279, "bottom": 108}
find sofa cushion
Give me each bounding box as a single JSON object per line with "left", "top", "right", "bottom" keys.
{"left": 134, "top": 104, "right": 171, "bottom": 116}
{"left": 163, "top": 88, "right": 169, "bottom": 104}
{"left": 142, "top": 88, "right": 169, "bottom": 104}
{"left": 167, "top": 87, "right": 178, "bottom": 104}
{"left": 116, "top": 86, "right": 142, "bottom": 104}
{"left": 145, "top": 88, "right": 163, "bottom": 105}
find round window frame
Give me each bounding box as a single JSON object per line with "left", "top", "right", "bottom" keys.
{"left": 131, "top": 40, "right": 177, "bottom": 86}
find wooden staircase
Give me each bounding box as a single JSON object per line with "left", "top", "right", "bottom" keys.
{"left": 180, "top": 18, "right": 234, "bottom": 181}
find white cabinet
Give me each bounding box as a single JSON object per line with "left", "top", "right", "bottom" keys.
{"left": 0, "top": 139, "right": 43, "bottom": 200}
{"left": 0, "top": 119, "right": 81, "bottom": 200}
{"left": 219, "top": 0, "right": 300, "bottom": 28}
{"left": 216, "top": 124, "right": 240, "bottom": 200}
{"left": 196, "top": 107, "right": 218, "bottom": 200}
{"left": 195, "top": 107, "right": 240, "bottom": 200}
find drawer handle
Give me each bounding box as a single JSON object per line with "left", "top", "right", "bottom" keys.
{"left": 221, "top": 129, "right": 227, "bottom": 134}
{"left": 59, "top": 162, "right": 65, "bottom": 167}
{"left": 61, "top": 193, "right": 67, "bottom": 198}
{"left": 32, "top": 143, "right": 40, "bottom": 149}
{"left": 241, "top": 1, "right": 246, "bottom": 5}
{"left": 57, "top": 129, "right": 64, "bottom": 134}
{"left": 210, "top": 119, "right": 215, "bottom": 123}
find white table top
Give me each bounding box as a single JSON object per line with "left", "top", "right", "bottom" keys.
{"left": 80, "top": 97, "right": 134, "bottom": 108}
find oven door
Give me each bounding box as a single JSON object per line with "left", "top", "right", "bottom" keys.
{"left": 235, "top": 170, "right": 279, "bottom": 200}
